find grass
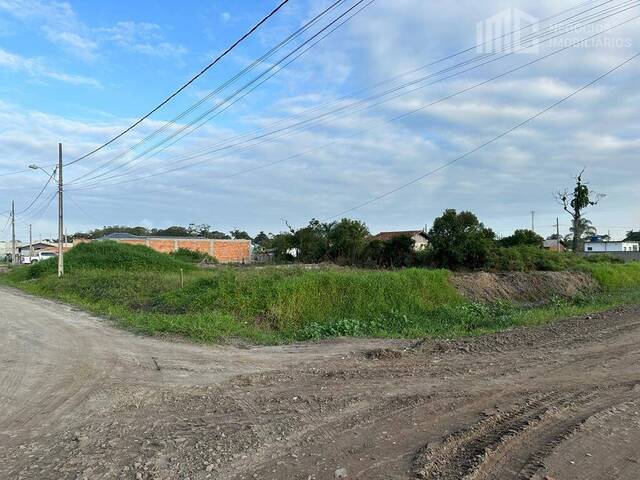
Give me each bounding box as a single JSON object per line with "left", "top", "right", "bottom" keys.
{"left": 2, "top": 242, "right": 639, "bottom": 344}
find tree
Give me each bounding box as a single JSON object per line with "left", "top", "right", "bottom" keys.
{"left": 230, "top": 229, "right": 252, "bottom": 240}
{"left": 382, "top": 235, "right": 415, "bottom": 268}
{"left": 153, "top": 226, "right": 190, "bottom": 237}
{"left": 327, "top": 218, "right": 370, "bottom": 264}
{"left": 253, "top": 231, "right": 270, "bottom": 247}
{"left": 556, "top": 169, "right": 604, "bottom": 252}
{"left": 270, "top": 232, "right": 295, "bottom": 261}
{"left": 625, "top": 231, "right": 640, "bottom": 242}
{"left": 564, "top": 218, "right": 597, "bottom": 249}
{"left": 427, "top": 209, "right": 495, "bottom": 269}
{"left": 293, "top": 219, "right": 333, "bottom": 263}
{"left": 499, "top": 229, "right": 544, "bottom": 248}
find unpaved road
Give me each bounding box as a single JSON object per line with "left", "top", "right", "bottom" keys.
{"left": 1, "top": 286, "right": 640, "bottom": 479}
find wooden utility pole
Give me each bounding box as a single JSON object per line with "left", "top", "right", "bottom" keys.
{"left": 11, "top": 201, "right": 16, "bottom": 264}
{"left": 556, "top": 217, "right": 560, "bottom": 251}
{"left": 29, "top": 224, "right": 33, "bottom": 259}
{"left": 57, "top": 143, "right": 64, "bottom": 278}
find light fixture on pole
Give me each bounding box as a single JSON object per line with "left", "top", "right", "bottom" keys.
{"left": 28, "top": 143, "right": 64, "bottom": 277}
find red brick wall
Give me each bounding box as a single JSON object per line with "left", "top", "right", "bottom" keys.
{"left": 147, "top": 239, "right": 176, "bottom": 254}
{"left": 212, "top": 240, "right": 251, "bottom": 263}
{"left": 80, "top": 237, "right": 251, "bottom": 263}
{"left": 176, "top": 239, "right": 210, "bottom": 254}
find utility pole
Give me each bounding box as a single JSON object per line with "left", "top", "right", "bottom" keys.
{"left": 57, "top": 143, "right": 64, "bottom": 278}
{"left": 11, "top": 201, "right": 16, "bottom": 265}
{"left": 556, "top": 217, "right": 560, "bottom": 251}
{"left": 531, "top": 210, "right": 535, "bottom": 232}
{"left": 29, "top": 224, "right": 33, "bottom": 259}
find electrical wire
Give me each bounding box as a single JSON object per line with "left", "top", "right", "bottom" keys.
{"left": 70, "top": 0, "right": 347, "bottom": 183}
{"left": 70, "top": 0, "right": 623, "bottom": 188}
{"left": 69, "top": 0, "right": 639, "bottom": 191}
{"left": 68, "top": 9, "right": 640, "bottom": 196}
{"left": 323, "top": 52, "right": 640, "bottom": 220}
{"left": 15, "top": 170, "right": 56, "bottom": 215}
{"left": 66, "top": 0, "right": 292, "bottom": 166}
{"left": 70, "top": 0, "right": 376, "bottom": 185}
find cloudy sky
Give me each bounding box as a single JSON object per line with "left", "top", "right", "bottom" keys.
{"left": 0, "top": 0, "right": 639, "bottom": 242}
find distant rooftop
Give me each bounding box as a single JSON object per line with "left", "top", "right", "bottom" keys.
{"left": 370, "top": 230, "right": 427, "bottom": 242}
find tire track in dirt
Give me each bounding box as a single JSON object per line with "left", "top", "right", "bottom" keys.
{"left": 412, "top": 384, "right": 640, "bottom": 480}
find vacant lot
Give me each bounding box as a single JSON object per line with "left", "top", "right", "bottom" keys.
{"left": 1, "top": 286, "right": 640, "bottom": 479}
{"left": 3, "top": 242, "right": 640, "bottom": 344}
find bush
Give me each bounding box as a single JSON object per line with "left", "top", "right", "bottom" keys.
{"left": 170, "top": 248, "right": 217, "bottom": 264}
{"left": 28, "top": 241, "right": 194, "bottom": 278}
{"left": 499, "top": 229, "right": 544, "bottom": 248}
{"left": 428, "top": 209, "right": 495, "bottom": 270}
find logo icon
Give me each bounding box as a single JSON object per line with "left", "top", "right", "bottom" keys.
{"left": 477, "top": 8, "right": 540, "bottom": 54}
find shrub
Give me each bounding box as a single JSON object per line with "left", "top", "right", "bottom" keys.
{"left": 428, "top": 209, "right": 495, "bottom": 270}
{"left": 28, "top": 241, "right": 193, "bottom": 278}
{"left": 170, "top": 248, "right": 217, "bottom": 264}
{"left": 499, "top": 229, "right": 544, "bottom": 248}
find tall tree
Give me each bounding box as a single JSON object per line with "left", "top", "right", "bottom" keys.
{"left": 556, "top": 169, "right": 604, "bottom": 252}
{"left": 428, "top": 209, "right": 495, "bottom": 269}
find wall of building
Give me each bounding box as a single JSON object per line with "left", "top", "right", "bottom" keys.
{"left": 585, "top": 242, "right": 639, "bottom": 253}
{"left": 84, "top": 237, "right": 251, "bottom": 263}
{"left": 583, "top": 251, "right": 640, "bottom": 262}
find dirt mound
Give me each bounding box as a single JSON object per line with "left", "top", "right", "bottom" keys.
{"left": 451, "top": 271, "right": 599, "bottom": 304}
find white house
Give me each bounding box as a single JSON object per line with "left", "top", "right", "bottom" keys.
{"left": 585, "top": 241, "right": 639, "bottom": 253}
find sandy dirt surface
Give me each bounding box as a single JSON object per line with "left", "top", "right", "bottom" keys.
{"left": 1, "top": 286, "right": 639, "bottom": 480}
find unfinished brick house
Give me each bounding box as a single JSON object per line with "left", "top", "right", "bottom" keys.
{"left": 89, "top": 233, "right": 251, "bottom": 264}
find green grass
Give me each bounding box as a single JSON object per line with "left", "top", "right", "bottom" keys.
{"left": 25, "top": 241, "right": 195, "bottom": 278}
{"left": 2, "top": 242, "right": 639, "bottom": 344}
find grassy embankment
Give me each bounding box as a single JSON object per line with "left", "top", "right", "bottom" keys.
{"left": 2, "top": 241, "right": 639, "bottom": 344}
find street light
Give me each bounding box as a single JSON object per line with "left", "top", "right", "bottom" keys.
{"left": 27, "top": 143, "right": 64, "bottom": 277}
{"left": 28, "top": 164, "right": 57, "bottom": 182}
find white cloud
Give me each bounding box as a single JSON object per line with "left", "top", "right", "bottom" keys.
{"left": 0, "top": 0, "right": 98, "bottom": 60}
{"left": 0, "top": 47, "right": 100, "bottom": 86}
{"left": 1, "top": 0, "right": 639, "bottom": 239}
{"left": 99, "top": 21, "right": 187, "bottom": 58}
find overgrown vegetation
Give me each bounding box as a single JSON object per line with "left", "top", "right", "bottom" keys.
{"left": 2, "top": 242, "right": 639, "bottom": 344}
{"left": 169, "top": 248, "right": 218, "bottom": 264}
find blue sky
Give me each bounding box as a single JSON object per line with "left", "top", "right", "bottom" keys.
{"left": 1, "top": 0, "right": 639, "bottom": 242}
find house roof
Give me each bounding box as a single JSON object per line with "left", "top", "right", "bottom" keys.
{"left": 543, "top": 239, "right": 566, "bottom": 250}
{"left": 370, "top": 230, "right": 428, "bottom": 242}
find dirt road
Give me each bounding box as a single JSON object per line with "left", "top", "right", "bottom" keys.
{"left": 1, "top": 286, "right": 639, "bottom": 479}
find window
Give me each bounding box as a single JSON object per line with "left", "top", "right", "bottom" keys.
{"left": 587, "top": 247, "right": 592, "bottom": 251}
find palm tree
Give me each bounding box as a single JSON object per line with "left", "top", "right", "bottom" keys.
{"left": 564, "top": 218, "right": 597, "bottom": 250}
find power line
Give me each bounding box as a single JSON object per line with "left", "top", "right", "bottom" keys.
{"left": 70, "top": 0, "right": 376, "bottom": 186}
{"left": 15, "top": 170, "right": 56, "bottom": 215}
{"left": 323, "top": 52, "right": 640, "bottom": 220}
{"left": 70, "top": 0, "right": 347, "bottom": 184}
{"left": 69, "top": 0, "right": 628, "bottom": 188}
{"left": 66, "top": 0, "right": 291, "bottom": 166}
{"left": 67, "top": 9, "right": 640, "bottom": 196}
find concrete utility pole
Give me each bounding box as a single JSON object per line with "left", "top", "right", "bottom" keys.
{"left": 531, "top": 210, "right": 535, "bottom": 232}
{"left": 556, "top": 217, "right": 560, "bottom": 251}
{"left": 11, "top": 201, "right": 16, "bottom": 264}
{"left": 29, "top": 224, "right": 33, "bottom": 259}
{"left": 57, "top": 143, "right": 64, "bottom": 278}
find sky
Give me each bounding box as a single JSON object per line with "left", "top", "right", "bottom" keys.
{"left": 0, "top": 0, "right": 639, "bottom": 242}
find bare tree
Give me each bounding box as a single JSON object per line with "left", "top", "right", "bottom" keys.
{"left": 556, "top": 169, "right": 605, "bottom": 252}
